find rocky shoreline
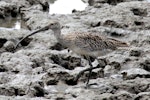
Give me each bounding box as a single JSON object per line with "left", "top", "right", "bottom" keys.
{"left": 0, "top": 0, "right": 150, "bottom": 100}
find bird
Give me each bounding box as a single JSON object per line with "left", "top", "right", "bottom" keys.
{"left": 15, "top": 20, "right": 129, "bottom": 87}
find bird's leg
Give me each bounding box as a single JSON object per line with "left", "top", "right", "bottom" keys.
{"left": 73, "top": 65, "right": 100, "bottom": 84}
{"left": 73, "top": 56, "right": 104, "bottom": 87}
{"left": 84, "top": 55, "right": 93, "bottom": 87}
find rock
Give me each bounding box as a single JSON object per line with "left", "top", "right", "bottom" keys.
{"left": 109, "top": 61, "right": 121, "bottom": 70}
{"left": 140, "top": 59, "right": 150, "bottom": 71}
{"left": 32, "top": 84, "right": 46, "bottom": 97}
{"left": 130, "top": 49, "right": 142, "bottom": 57}
{"left": 131, "top": 7, "right": 148, "bottom": 17}
{"left": 97, "top": 58, "right": 108, "bottom": 68}
{"left": 3, "top": 41, "right": 15, "bottom": 52}
{"left": 66, "top": 87, "right": 96, "bottom": 100}
{"left": 0, "top": 64, "right": 7, "bottom": 72}
{"left": 50, "top": 54, "right": 81, "bottom": 70}
{"left": 0, "top": 1, "right": 17, "bottom": 18}
{"left": 0, "top": 85, "right": 17, "bottom": 96}
{"left": 112, "top": 78, "right": 150, "bottom": 94}
{"left": 134, "top": 92, "right": 150, "bottom": 100}
{"left": 0, "top": 0, "right": 150, "bottom": 100}
{"left": 0, "top": 38, "right": 7, "bottom": 48}
{"left": 50, "top": 43, "right": 66, "bottom": 51}
{"left": 87, "top": 0, "right": 145, "bottom": 6}
{"left": 90, "top": 21, "right": 101, "bottom": 27}
{"left": 0, "top": 0, "right": 49, "bottom": 29}
{"left": 46, "top": 78, "right": 58, "bottom": 85}
{"left": 100, "top": 91, "right": 135, "bottom": 100}
{"left": 121, "top": 68, "right": 150, "bottom": 79}
{"left": 30, "top": 56, "right": 45, "bottom": 68}
{"left": 25, "top": 0, "right": 49, "bottom": 11}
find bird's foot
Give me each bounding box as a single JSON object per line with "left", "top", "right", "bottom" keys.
{"left": 74, "top": 65, "right": 102, "bottom": 86}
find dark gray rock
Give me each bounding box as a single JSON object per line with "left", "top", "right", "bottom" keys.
{"left": 0, "top": 0, "right": 150, "bottom": 100}
{"left": 0, "top": 1, "right": 17, "bottom": 18}
{"left": 121, "top": 68, "right": 150, "bottom": 79}
{"left": 134, "top": 92, "right": 150, "bottom": 100}
{"left": 130, "top": 49, "right": 142, "bottom": 57}
{"left": 87, "top": 0, "right": 145, "bottom": 6}
{"left": 140, "top": 59, "right": 150, "bottom": 72}
{"left": 3, "top": 41, "right": 15, "bottom": 52}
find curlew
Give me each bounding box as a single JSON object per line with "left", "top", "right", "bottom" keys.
{"left": 15, "top": 20, "right": 129, "bottom": 87}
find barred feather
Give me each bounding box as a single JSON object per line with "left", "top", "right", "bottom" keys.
{"left": 61, "top": 32, "right": 128, "bottom": 57}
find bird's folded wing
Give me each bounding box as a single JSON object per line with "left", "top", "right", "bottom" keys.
{"left": 74, "top": 34, "right": 117, "bottom": 52}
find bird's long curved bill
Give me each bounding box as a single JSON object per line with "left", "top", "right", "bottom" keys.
{"left": 15, "top": 25, "right": 49, "bottom": 49}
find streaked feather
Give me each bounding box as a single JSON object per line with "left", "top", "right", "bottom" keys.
{"left": 65, "top": 32, "right": 127, "bottom": 51}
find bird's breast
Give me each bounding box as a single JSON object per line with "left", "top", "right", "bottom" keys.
{"left": 69, "top": 46, "right": 113, "bottom": 57}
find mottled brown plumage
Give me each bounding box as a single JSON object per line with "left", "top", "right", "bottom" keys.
{"left": 61, "top": 32, "right": 128, "bottom": 57}
{"left": 15, "top": 20, "right": 129, "bottom": 87}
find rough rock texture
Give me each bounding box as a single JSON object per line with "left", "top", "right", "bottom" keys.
{"left": 86, "top": 0, "right": 146, "bottom": 6}
{"left": 0, "top": 0, "right": 150, "bottom": 100}
{"left": 0, "top": 0, "right": 49, "bottom": 19}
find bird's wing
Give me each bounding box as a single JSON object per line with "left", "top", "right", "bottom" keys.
{"left": 74, "top": 33, "right": 117, "bottom": 52}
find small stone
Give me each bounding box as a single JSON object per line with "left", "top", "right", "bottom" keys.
{"left": 140, "top": 59, "right": 150, "bottom": 71}
{"left": 134, "top": 92, "right": 150, "bottom": 100}
{"left": 3, "top": 41, "right": 15, "bottom": 52}
{"left": 130, "top": 49, "right": 142, "bottom": 57}
{"left": 97, "top": 58, "right": 108, "bottom": 68}
{"left": 121, "top": 68, "right": 150, "bottom": 79}
{"left": 0, "top": 38, "right": 7, "bottom": 48}
{"left": 60, "top": 56, "right": 81, "bottom": 70}
{"left": 65, "top": 75, "right": 77, "bottom": 85}
{"left": 109, "top": 61, "right": 121, "bottom": 70}
{"left": 0, "top": 64, "right": 7, "bottom": 72}
{"left": 72, "top": 9, "right": 77, "bottom": 13}
{"left": 91, "top": 21, "right": 101, "bottom": 27}
{"left": 46, "top": 78, "right": 58, "bottom": 85}
{"left": 50, "top": 43, "right": 66, "bottom": 51}
{"left": 0, "top": 86, "right": 15, "bottom": 96}
{"left": 33, "top": 85, "right": 45, "bottom": 97}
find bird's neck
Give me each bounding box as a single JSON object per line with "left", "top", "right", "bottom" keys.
{"left": 52, "top": 29, "right": 62, "bottom": 41}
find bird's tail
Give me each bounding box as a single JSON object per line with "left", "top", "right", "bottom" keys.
{"left": 116, "top": 41, "right": 129, "bottom": 47}
{"left": 108, "top": 38, "right": 129, "bottom": 48}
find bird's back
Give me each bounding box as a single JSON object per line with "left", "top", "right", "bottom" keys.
{"left": 61, "top": 32, "right": 128, "bottom": 57}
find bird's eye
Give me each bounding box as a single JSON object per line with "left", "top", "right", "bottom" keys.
{"left": 51, "top": 23, "right": 54, "bottom": 25}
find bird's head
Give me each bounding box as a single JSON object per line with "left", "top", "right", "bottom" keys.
{"left": 34, "top": 20, "right": 61, "bottom": 32}
{"left": 49, "top": 21, "right": 61, "bottom": 30}
{"left": 46, "top": 20, "right": 61, "bottom": 31}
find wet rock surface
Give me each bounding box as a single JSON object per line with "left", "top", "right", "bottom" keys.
{"left": 0, "top": 0, "right": 49, "bottom": 18}
{"left": 0, "top": 0, "right": 150, "bottom": 100}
